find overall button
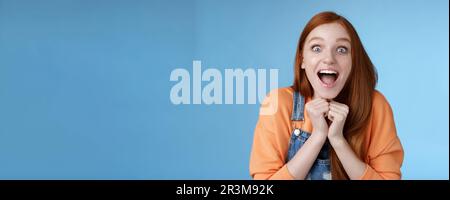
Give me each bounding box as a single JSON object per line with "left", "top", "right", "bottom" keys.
{"left": 294, "top": 129, "right": 300, "bottom": 136}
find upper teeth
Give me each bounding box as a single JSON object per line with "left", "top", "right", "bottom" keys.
{"left": 319, "top": 70, "right": 337, "bottom": 74}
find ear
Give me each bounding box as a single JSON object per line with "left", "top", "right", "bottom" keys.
{"left": 301, "top": 63, "right": 305, "bottom": 69}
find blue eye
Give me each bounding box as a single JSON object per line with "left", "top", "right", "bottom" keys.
{"left": 337, "top": 46, "right": 348, "bottom": 54}
{"left": 311, "top": 45, "right": 321, "bottom": 52}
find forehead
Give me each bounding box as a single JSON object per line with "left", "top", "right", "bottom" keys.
{"left": 306, "top": 23, "right": 350, "bottom": 42}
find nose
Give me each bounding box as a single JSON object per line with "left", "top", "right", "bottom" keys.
{"left": 322, "top": 49, "right": 336, "bottom": 65}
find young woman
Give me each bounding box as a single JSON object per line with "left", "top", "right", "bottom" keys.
{"left": 249, "top": 11, "right": 404, "bottom": 180}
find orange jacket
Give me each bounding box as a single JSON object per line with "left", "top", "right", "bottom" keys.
{"left": 249, "top": 87, "right": 404, "bottom": 180}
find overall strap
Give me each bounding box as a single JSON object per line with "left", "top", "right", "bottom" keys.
{"left": 291, "top": 91, "right": 305, "bottom": 121}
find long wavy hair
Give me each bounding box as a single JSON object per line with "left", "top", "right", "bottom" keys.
{"left": 292, "top": 11, "right": 378, "bottom": 179}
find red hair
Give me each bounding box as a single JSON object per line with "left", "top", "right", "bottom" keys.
{"left": 292, "top": 11, "right": 378, "bottom": 179}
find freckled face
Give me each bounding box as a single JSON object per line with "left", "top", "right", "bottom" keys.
{"left": 302, "top": 23, "right": 352, "bottom": 100}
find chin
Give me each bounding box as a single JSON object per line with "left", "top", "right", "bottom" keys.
{"left": 312, "top": 85, "right": 343, "bottom": 100}
{"left": 316, "top": 91, "right": 338, "bottom": 100}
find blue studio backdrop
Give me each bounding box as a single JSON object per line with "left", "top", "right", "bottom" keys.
{"left": 0, "top": 0, "right": 448, "bottom": 179}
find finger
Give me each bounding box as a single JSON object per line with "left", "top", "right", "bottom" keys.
{"left": 305, "top": 100, "right": 319, "bottom": 109}
{"left": 329, "top": 100, "right": 344, "bottom": 106}
{"left": 308, "top": 99, "right": 328, "bottom": 109}
{"left": 329, "top": 102, "right": 349, "bottom": 114}
{"left": 327, "top": 111, "right": 334, "bottom": 121}
{"left": 306, "top": 100, "right": 327, "bottom": 113}
{"left": 329, "top": 107, "right": 348, "bottom": 119}
{"left": 328, "top": 110, "right": 338, "bottom": 121}
{"left": 306, "top": 105, "right": 328, "bottom": 118}
{"left": 316, "top": 105, "right": 330, "bottom": 116}
{"left": 316, "top": 101, "right": 329, "bottom": 109}
{"left": 330, "top": 101, "right": 348, "bottom": 109}
{"left": 329, "top": 105, "right": 346, "bottom": 115}
{"left": 309, "top": 98, "right": 327, "bottom": 106}
{"left": 329, "top": 101, "right": 344, "bottom": 108}
{"left": 328, "top": 110, "right": 346, "bottom": 122}
{"left": 316, "top": 102, "right": 330, "bottom": 115}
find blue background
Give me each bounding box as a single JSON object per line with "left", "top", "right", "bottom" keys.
{"left": 0, "top": 0, "right": 448, "bottom": 179}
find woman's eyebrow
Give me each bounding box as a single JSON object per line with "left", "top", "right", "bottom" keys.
{"left": 336, "top": 38, "right": 351, "bottom": 43}
{"left": 307, "top": 37, "right": 350, "bottom": 44}
{"left": 307, "top": 37, "right": 324, "bottom": 43}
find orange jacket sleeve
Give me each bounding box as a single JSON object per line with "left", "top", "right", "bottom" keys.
{"left": 359, "top": 91, "right": 404, "bottom": 180}
{"left": 249, "top": 89, "right": 294, "bottom": 180}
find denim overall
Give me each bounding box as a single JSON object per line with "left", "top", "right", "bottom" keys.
{"left": 286, "top": 91, "right": 331, "bottom": 180}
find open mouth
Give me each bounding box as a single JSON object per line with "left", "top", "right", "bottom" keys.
{"left": 317, "top": 69, "right": 339, "bottom": 88}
